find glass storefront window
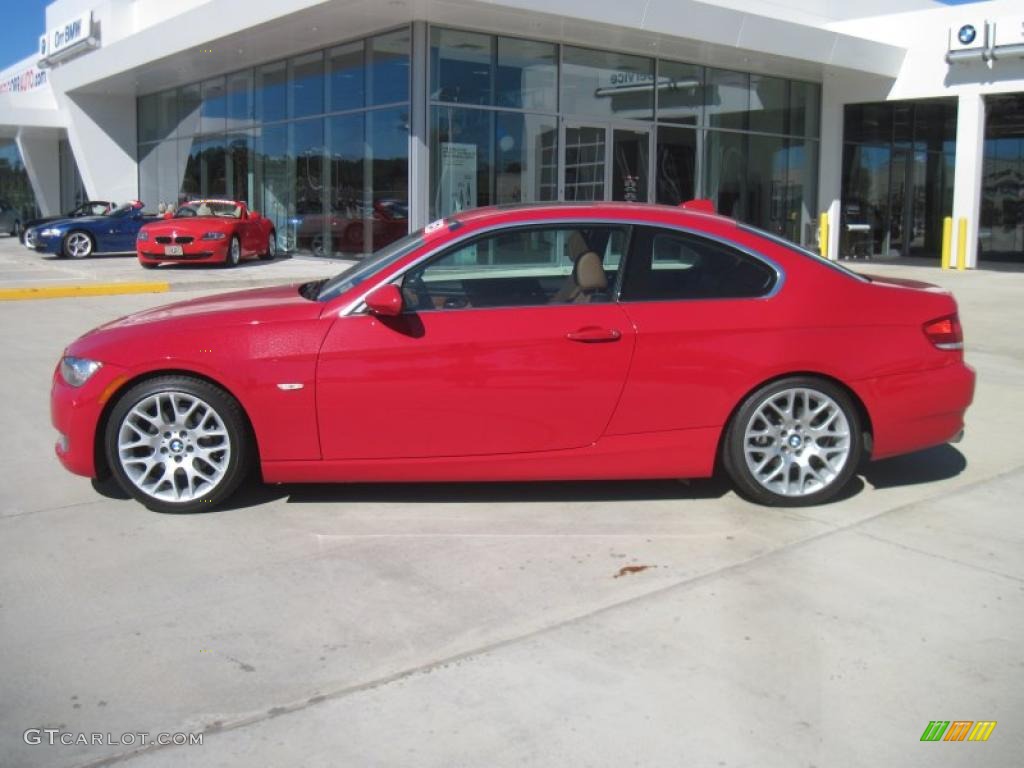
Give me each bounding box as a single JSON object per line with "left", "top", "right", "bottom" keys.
{"left": 496, "top": 37, "right": 557, "bottom": 112}
{"left": 290, "top": 51, "right": 325, "bottom": 119}
{"left": 840, "top": 143, "right": 891, "bottom": 258}
{"left": 783, "top": 139, "right": 819, "bottom": 247}
{"left": 655, "top": 125, "right": 697, "bottom": 205}
{"left": 789, "top": 81, "right": 819, "bottom": 139}
{"left": 561, "top": 47, "right": 654, "bottom": 120}
{"left": 369, "top": 29, "right": 411, "bottom": 106}
{"left": 256, "top": 61, "right": 288, "bottom": 123}
{"left": 749, "top": 75, "right": 787, "bottom": 135}
{"left": 327, "top": 112, "right": 365, "bottom": 256}
{"left": 227, "top": 132, "right": 254, "bottom": 206}
{"left": 495, "top": 112, "right": 558, "bottom": 204}
{"left": 656, "top": 61, "right": 703, "bottom": 126}
{"left": 226, "top": 71, "right": 253, "bottom": 126}
{"left": 179, "top": 137, "right": 201, "bottom": 202}
{"left": 328, "top": 41, "right": 365, "bottom": 113}
{"left": 200, "top": 77, "right": 227, "bottom": 135}
{"left": 200, "top": 135, "right": 228, "bottom": 197}
{"left": 367, "top": 107, "right": 410, "bottom": 251}
{"left": 704, "top": 129, "right": 747, "bottom": 218}
{"left": 256, "top": 123, "right": 291, "bottom": 248}
{"left": 431, "top": 106, "right": 493, "bottom": 218}
{"left": 179, "top": 84, "right": 202, "bottom": 138}
{"left": 292, "top": 119, "right": 325, "bottom": 254}
{"left": 157, "top": 89, "right": 179, "bottom": 140}
{"left": 705, "top": 68, "right": 748, "bottom": 131}
{"left": 139, "top": 95, "right": 159, "bottom": 144}
{"left": 431, "top": 28, "right": 493, "bottom": 106}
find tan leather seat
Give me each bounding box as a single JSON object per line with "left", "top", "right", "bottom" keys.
{"left": 553, "top": 231, "right": 607, "bottom": 303}
{"left": 196, "top": 202, "right": 212, "bottom": 216}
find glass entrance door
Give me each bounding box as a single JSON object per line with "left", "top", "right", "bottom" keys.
{"left": 561, "top": 121, "right": 651, "bottom": 202}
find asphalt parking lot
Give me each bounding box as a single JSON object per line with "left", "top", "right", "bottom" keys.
{"left": 1, "top": 234, "right": 1022, "bottom": 767}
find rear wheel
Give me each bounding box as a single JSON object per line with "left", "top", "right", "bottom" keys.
{"left": 63, "top": 231, "right": 94, "bottom": 259}
{"left": 722, "top": 376, "right": 862, "bottom": 506}
{"left": 259, "top": 230, "right": 276, "bottom": 260}
{"left": 105, "top": 376, "right": 252, "bottom": 513}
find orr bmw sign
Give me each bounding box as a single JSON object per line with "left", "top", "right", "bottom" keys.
{"left": 38, "top": 11, "right": 99, "bottom": 68}
{"left": 947, "top": 15, "right": 1024, "bottom": 64}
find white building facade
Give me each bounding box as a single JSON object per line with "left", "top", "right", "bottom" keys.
{"left": 1, "top": 0, "right": 1022, "bottom": 265}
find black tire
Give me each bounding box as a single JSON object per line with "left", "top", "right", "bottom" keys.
{"left": 11, "top": 220, "right": 23, "bottom": 238}
{"left": 104, "top": 375, "right": 252, "bottom": 513}
{"left": 259, "top": 230, "right": 276, "bottom": 260}
{"left": 722, "top": 376, "right": 863, "bottom": 507}
{"left": 63, "top": 230, "right": 94, "bottom": 259}
{"left": 225, "top": 235, "right": 241, "bottom": 267}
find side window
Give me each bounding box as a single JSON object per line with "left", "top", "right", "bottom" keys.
{"left": 620, "top": 227, "right": 777, "bottom": 301}
{"left": 401, "top": 225, "right": 628, "bottom": 311}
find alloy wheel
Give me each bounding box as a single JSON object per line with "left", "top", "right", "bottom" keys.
{"left": 66, "top": 232, "right": 92, "bottom": 258}
{"left": 742, "top": 387, "right": 852, "bottom": 498}
{"left": 116, "top": 391, "right": 232, "bottom": 503}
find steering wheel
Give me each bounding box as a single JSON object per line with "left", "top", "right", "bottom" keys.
{"left": 403, "top": 273, "right": 433, "bottom": 311}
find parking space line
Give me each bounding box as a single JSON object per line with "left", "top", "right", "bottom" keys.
{"left": 0, "top": 282, "right": 170, "bottom": 300}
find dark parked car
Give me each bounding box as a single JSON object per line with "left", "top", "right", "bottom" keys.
{"left": 21, "top": 201, "right": 114, "bottom": 245}
{"left": 27, "top": 201, "right": 156, "bottom": 259}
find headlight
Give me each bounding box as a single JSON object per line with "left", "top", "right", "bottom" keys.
{"left": 137, "top": 230, "right": 149, "bottom": 241}
{"left": 59, "top": 356, "right": 102, "bottom": 387}
{"left": 201, "top": 232, "right": 226, "bottom": 240}
{"left": 40, "top": 228, "right": 62, "bottom": 237}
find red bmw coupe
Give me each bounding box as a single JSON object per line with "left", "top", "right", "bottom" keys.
{"left": 53, "top": 202, "right": 975, "bottom": 513}
{"left": 137, "top": 200, "right": 276, "bottom": 268}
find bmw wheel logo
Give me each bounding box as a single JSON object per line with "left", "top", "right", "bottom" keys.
{"left": 958, "top": 24, "right": 977, "bottom": 46}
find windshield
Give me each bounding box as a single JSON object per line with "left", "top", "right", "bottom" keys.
{"left": 108, "top": 203, "right": 142, "bottom": 218}
{"left": 174, "top": 201, "right": 243, "bottom": 218}
{"left": 316, "top": 231, "right": 426, "bottom": 302}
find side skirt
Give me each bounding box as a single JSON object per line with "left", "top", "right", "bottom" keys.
{"left": 261, "top": 427, "right": 721, "bottom": 484}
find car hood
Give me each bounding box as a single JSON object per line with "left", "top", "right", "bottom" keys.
{"left": 68, "top": 284, "right": 324, "bottom": 361}
{"left": 143, "top": 218, "right": 232, "bottom": 235}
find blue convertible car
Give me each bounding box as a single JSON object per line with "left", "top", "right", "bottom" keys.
{"left": 27, "top": 201, "right": 157, "bottom": 259}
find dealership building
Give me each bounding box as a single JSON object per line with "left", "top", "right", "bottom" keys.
{"left": 1, "top": 0, "right": 1022, "bottom": 265}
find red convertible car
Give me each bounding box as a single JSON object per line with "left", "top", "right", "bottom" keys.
{"left": 137, "top": 200, "right": 276, "bottom": 267}
{"left": 53, "top": 202, "right": 974, "bottom": 513}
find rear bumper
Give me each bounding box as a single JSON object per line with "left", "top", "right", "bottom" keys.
{"left": 854, "top": 362, "right": 976, "bottom": 460}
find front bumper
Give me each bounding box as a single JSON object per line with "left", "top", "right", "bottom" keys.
{"left": 138, "top": 241, "right": 228, "bottom": 264}
{"left": 855, "top": 361, "right": 976, "bottom": 460}
{"left": 30, "top": 233, "right": 63, "bottom": 255}
{"left": 51, "top": 360, "right": 128, "bottom": 478}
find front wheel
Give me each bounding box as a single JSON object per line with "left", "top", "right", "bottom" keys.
{"left": 225, "top": 235, "right": 241, "bottom": 267}
{"left": 722, "top": 377, "right": 863, "bottom": 506}
{"left": 105, "top": 376, "right": 252, "bottom": 513}
{"left": 63, "top": 231, "right": 94, "bottom": 259}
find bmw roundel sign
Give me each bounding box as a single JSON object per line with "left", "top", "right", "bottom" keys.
{"left": 958, "top": 25, "right": 977, "bottom": 45}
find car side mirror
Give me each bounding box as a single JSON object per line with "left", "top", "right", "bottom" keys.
{"left": 365, "top": 284, "right": 404, "bottom": 317}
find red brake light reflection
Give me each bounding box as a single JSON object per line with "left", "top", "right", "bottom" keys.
{"left": 923, "top": 314, "right": 963, "bottom": 350}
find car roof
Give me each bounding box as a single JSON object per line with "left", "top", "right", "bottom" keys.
{"left": 450, "top": 201, "right": 735, "bottom": 228}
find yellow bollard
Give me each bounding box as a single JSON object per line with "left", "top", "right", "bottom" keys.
{"left": 956, "top": 218, "right": 968, "bottom": 271}
{"left": 941, "top": 216, "right": 952, "bottom": 270}
{"left": 819, "top": 212, "right": 829, "bottom": 259}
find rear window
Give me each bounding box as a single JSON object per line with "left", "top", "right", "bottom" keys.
{"left": 739, "top": 224, "right": 870, "bottom": 283}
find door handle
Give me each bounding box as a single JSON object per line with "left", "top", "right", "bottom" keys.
{"left": 566, "top": 327, "right": 622, "bottom": 343}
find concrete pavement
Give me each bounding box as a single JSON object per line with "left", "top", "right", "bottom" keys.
{"left": 0, "top": 233, "right": 347, "bottom": 297}
{"left": 0, "top": 256, "right": 1021, "bottom": 768}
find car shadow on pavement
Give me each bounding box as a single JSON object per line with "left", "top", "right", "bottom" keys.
{"left": 861, "top": 444, "right": 967, "bottom": 489}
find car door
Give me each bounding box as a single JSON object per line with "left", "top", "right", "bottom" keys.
{"left": 605, "top": 225, "right": 782, "bottom": 436}
{"left": 316, "top": 223, "right": 636, "bottom": 460}
{"left": 103, "top": 212, "right": 142, "bottom": 252}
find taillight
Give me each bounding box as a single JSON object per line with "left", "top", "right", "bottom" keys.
{"left": 923, "top": 314, "right": 963, "bottom": 350}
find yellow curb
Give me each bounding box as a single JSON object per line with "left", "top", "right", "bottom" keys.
{"left": 0, "top": 282, "right": 170, "bottom": 301}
